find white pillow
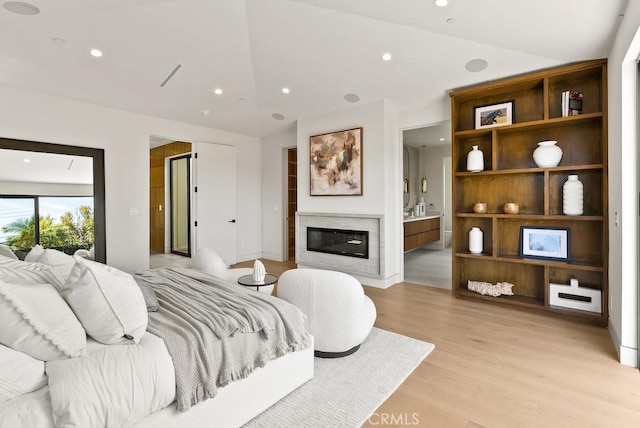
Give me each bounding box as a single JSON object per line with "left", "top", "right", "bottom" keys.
{"left": 0, "top": 244, "right": 17, "bottom": 260}
{"left": 61, "top": 257, "right": 148, "bottom": 345}
{"left": 36, "top": 248, "right": 76, "bottom": 280}
{"left": 192, "top": 248, "right": 228, "bottom": 278}
{"left": 0, "top": 257, "right": 65, "bottom": 290}
{"left": 24, "top": 245, "right": 45, "bottom": 262}
{"left": 0, "top": 344, "right": 47, "bottom": 402}
{"left": 0, "top": 279, "right": 86, "bottom": 361}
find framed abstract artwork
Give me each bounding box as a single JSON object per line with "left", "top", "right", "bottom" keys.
{"left": 309, "top": 127, "right": 363, "bottom": 196}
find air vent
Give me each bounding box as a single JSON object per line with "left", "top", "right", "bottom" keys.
{"left": 160, "top": 64, "right": 183, "bottom": 88}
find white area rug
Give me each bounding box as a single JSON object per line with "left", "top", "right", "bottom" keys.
{"left": 244, "top": 327, "right": 435, "bottom": 428}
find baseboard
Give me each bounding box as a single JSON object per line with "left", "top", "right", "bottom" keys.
{"left": 608, "top": 319, "right": 638, "bottom": 367}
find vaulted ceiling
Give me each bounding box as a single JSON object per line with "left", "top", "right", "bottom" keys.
{"left": 0, "top": 0, "right": 627, "bottom": 138}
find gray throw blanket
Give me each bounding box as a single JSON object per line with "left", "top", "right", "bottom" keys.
{"left": 134, "top": 268, "right": 311, "bottom": 411}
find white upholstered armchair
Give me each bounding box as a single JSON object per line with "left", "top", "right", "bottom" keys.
{"left": 277, "top": 268, "right": 376, "bottom": 358}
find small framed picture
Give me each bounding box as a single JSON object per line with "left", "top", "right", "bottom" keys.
{"left": 474, "top": 100, "right": 514, "bottom": 129}
{"left": 520, "top": 226, "right": 570, "bottom": 261}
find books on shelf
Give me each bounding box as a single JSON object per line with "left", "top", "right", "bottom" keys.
{"left": 562, "top": 90, "right": 583, "bottom": 117}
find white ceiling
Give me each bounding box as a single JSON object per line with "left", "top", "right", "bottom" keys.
{"left": 0, "top": 0, "right": 627, "bottom": 139}
{"left": 0, "top": 149, "right": 93, "bottom": 184}
{"left": 403, "top": 120, "right": 451, "bottom": 148}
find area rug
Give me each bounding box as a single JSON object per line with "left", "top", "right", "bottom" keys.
{"left": 243, "top": 327, "right": 435, "bottom": 428}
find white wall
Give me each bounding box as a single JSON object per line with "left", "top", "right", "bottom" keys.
{"left": 420, "top": 144, "right": 451, "bottom": 217}
{"left": 0, "top": 181, "right": 93, "bottom": 196}
{"left": 261, "top": 125, "right": 297, "bottom": 261}
{"left": 296, "top": 99, "right": 401, "bottom": 286}
{"left": 0, "top": 84, "right": 263, "bottom": 273}
{"left": 608, "top": 2, "right": 640, "bottom": 366}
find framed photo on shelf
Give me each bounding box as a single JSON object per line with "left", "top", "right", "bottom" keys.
{"left": 520, "top": 226, "right": 570, "bottom": 261}
{"left": 309, "top": 127, "right": 363, "bottom": 196}
{"left": 474, "top": 100, "right": 514, "bottom": 129}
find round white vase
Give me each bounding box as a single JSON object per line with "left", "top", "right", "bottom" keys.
{"left": 467, "top": 145, "right": 484, "bottom": 172}
{"left": 533, "top": 140, "right": 563, "bottom": 167}
{"left": 469, "top": 227, "right": 483, "bottom": 254}
{"left": 563, "top": 174, "right": 584, "bottom": 215}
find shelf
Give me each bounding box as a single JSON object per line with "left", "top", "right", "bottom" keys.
{"left": 456, "top": 213, "right": 604, "bottom": 221}
{"left": 455, "top": 252, "right": 605, "bottom": 271}
{"left": 455, "top": 163, "right": 604, "bottom": 177}
{"left": 453, "top": 113, "right": 602, "bottom": 137}
{"left": 456, "top": 289, "right": 544, "bottom": 309}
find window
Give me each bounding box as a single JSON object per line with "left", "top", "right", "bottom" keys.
{"left": 0, "top": 196, "right": 94, "bottom": 254}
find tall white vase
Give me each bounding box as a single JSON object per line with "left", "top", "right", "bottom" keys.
{"left": 533, "top": 140, "right": 563, "bottom": 167}
{"left": 469, "top": 227, "right": 483, "bottom": 254}
{"left": 467, "top": 145, "right": 484, "bottom": 172}
{"left": 563, "top": 174, "right": 583, "bottom": 215}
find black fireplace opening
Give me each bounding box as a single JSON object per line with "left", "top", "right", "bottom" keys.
{"left": 307, "top": 227, "right": 369, "bottom": 259}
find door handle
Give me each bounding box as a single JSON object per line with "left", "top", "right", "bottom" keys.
{"left": 228, "top": 219, "right": 236, "bottom": 223}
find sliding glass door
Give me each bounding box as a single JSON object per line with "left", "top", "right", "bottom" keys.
{"left": 170, "top": 155, "right": 191, "bottom": 257}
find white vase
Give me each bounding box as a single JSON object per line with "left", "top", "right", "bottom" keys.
{"left": 252, "top": 259, "right": 266, "bottom": 282}
{"left": 533, "top": 140, "right": 563, "bottom": 167}
{"left": 466, "top": 145, "right": 484, "bottom": 172}
{"left": 469, "top": 227, "right": 483, "bottom": 254}
{"left": 563, "top": 174, "right": 584, "bottom": 215}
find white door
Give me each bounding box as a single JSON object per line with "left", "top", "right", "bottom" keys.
{"left": 193, "top": 142, "right": 237, "bottom": 265}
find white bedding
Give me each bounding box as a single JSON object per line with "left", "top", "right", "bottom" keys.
{"left": 45, "top": 333, "right": 175, "bottom": 428}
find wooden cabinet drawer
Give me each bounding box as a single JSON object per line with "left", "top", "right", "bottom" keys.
{"left": 404, "top": 217, "right": 440, "bottom": 236}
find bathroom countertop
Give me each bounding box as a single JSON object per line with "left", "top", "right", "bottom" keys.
{"left": 403, "top": 213, "right": 441, "bottom": 223}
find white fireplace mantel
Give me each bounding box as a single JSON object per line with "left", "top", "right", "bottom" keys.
{"left": 296, "top": 212, "right": 384, "bottom": 279}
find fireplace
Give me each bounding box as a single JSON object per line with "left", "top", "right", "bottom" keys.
{"left": 297, "top": 212, "right": 383, "bottom": 279}
{"left": 307, "top": 227, "right": 369, "bottom": 259}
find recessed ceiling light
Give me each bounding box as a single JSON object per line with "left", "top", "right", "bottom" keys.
{"left": 272, "top": 113, "right": 285, "bottom": 120}
{"left": 381, "top": 53, "right": 392, "bottom": 61}
{"left": 200, "top": 109, "right": 210, "bottom": 116}
{"left": 344, "top": 93, "right": 360, "bottom": 103}
{"left": 52, "top": 38, "right": 66, "bottom": 46}
{"left": 434, "top": 0, "right": 448, "bottom": 6}
{"left": 282, "top": 87, "right": 290, "bottom": 94}
{"left": 439, "top": 138, "right": 445, "bottom": 141}
{"left": 446, "top": 18, "right": 456, "bottom": 24}
{"left": 90, "top": 49, "right": 103, "bottom": 58}
{"left": 465, "top": 58, "right": 488, "bottom": 72}
{"left": 23, "top": 158, "right": 30, "bottom": 163}
{"left": 238, "top": 97, "right": 246, "bottom": 102}
{"left": 3, "top": 1, "right": 40, "bottom": 15}
{"left": 214, "top": 88, "right": 223, "bottom": 95}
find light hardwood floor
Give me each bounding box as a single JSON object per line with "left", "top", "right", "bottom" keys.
{"left": 155, "top": 255, "right": 640, "bottom": 427}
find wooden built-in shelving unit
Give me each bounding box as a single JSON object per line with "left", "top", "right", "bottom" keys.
{"left": 450, "top": 59, "right": 608, "bottom": 325}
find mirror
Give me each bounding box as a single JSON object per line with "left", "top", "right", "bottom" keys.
{"left": 403, "top": 146, "right": 410, "bottom": 208}
{"left": 0, "top": 138, "right": 106, "bottom": 263}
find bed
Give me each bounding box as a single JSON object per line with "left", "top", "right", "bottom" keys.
{"left": 0, "top": 248, "right": 313, "bottom": 428}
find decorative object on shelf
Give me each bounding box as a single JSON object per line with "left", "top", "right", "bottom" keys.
{"left": 520, "top": 226, "right": 570, "bottom": 261}
{"left": 310, "top": 127, "right": 363, "bottom": 196}
{"left": 466, "top": 145, "right": 484, "bottom": 172}
{"left": 468, "top": 280, "right": 515, "bottom": 297}
{"left": 252, "top": 259, "right": 266, "bottom": 282}
{"left": 468, "top": 227, "right": 483, "bottom": 254}
{"left": 563, "top": 174, "right": 584, "bottom": 215}
{"left": 562, "top": 90, "right": 583, "bottom": 117}
{"left": 533, "top": 140, "right": 563, "bottom": 167}
{"left": 421, "top": 177, "right": 427, "bottom": 194}
{"left": 502, "top": 202, "right": 520, "bottom": 214}
{"left": 474, "top": 100, "right": 514, "bottom": 129}
{"left": 473, "top": 202, "right": 487, "bottom": 214}
{"left": 550, "top": 278, "right": 602, "bottom": 314}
